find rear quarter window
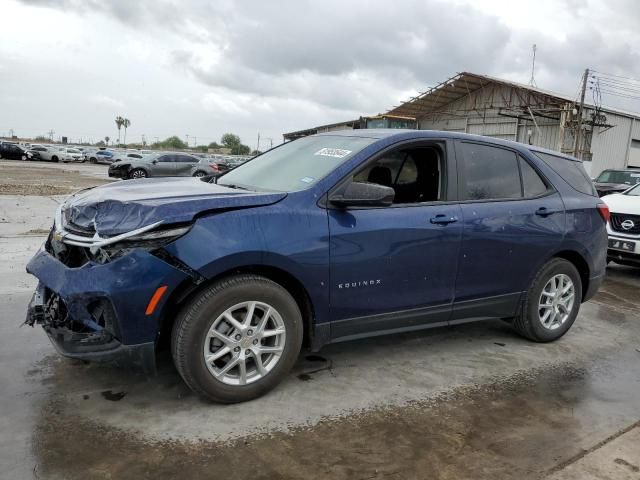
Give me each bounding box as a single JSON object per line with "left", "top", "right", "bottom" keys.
{"left": 533, "top": 152, "right": 596, "bottom": 196}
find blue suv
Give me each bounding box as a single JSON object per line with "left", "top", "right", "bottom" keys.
{"left": 26, "top": 130, "right": 608, "bottom": 403}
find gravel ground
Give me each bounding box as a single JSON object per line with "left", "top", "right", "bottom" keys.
{"left": 0, "top": 159, "right": 111, "bottom": 195}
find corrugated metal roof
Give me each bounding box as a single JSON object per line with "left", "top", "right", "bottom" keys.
{"left": 386, "top": 71, "right": 640, "bottom": 121}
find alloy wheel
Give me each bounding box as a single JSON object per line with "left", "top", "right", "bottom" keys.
{"left": 538, "top": 274, "right": 575, "bottom": 330}
{"left": 203, "top": 301, "right": 286, "bottom": 386}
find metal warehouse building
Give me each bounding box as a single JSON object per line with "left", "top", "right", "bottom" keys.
{"left": 284, "top": 72, "right": 640, "bottom": 176}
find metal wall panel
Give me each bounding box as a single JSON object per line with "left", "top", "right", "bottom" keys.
{"left": 590, "top": 112, "right": 633, "bottom": 174}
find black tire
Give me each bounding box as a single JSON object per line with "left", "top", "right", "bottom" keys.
{"left": 513, "top": 258, "right": 582, "bottom": 342}
{"left": 129, "top": 168, "right": 148, "bottom": 179}
{"left": 171, "top": 274, "right": 303, "bottom": 403}
{"left": 51, "top": 156, "right": 59, "bottom": 163}
{"left": 89, "top": 157, "right": 97, "bottom": 163}
{"left": 192, "top": 171, "right": 206, "bottom": 177}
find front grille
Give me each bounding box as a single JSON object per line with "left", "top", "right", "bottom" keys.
{"left": 610, "top": 213, "right": 640, "bottom": 234}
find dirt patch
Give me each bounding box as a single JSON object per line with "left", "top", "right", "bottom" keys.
{"left": 0, "top": 184, "right": 76, "bottom": 195}
{"left": 22, "top": 228, "right": 50, "bottom": 235}
{"left": 0, "top": 161, "right": 110, "bottom": 196}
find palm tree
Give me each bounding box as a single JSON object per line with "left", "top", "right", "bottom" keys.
{"left": 104, "top": 136, "right": 110, "bottom": 146}
{"left": 115, "top": 116, "right": 124, "bottom": 145}
{"left": 122, "top": 118, "right": 131, "bottom": 146}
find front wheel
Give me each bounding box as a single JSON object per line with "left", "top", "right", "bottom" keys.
{"left": 129, "top": 168, "right": 148, "bottom": 179}
{"left": 513, "top": 258, "right": 582, "bottom": 342}
{"left": 171, "top": 275, "right": 303, "bottom": 403}
{"left": 192, "top": 171, "right": 206, "bottom": 177}
{"left": 51, "top": 156, "right": 59, "bottom": 163}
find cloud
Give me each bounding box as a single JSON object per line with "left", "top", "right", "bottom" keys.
{"left": 89, "top": 94, "right": 124, "bottom": 109}
{"left": 7, "top": 0, "right": 640, "bottom": 143}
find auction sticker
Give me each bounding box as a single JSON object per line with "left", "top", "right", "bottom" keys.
{"left": 314, "top": 148, "right": 352, "bottom": 158}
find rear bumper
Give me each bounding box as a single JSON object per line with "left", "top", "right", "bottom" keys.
{"left": 583, "top": 272, "right": 605, "bottom": 302}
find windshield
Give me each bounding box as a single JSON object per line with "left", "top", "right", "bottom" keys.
{"left": 217, "top": 135, "right": 376, "bottom": 192}
{"left": 625, "top": 184, "right": 640, "bottom": 196}
{"left": 596, "top": 170, "right": 640, "bottom": 185}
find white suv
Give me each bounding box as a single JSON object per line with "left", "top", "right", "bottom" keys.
{"left": 604, "top": 184, "right": 640, "bottom": 266}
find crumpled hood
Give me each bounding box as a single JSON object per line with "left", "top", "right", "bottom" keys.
{"left": 62, "top": 177, "right": 287, "bottom": 236}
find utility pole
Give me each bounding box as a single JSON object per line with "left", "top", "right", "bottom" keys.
{"left": 257, "top": 132, "right": 260, "bottom": 152}
{"left": 48, "top": 129, "right": 55, "bottom": 142}
{"left": 573, "top": 68, "right": 589, "bottom": 158}
{"left": 529, "top": 44, "right": 537, "bottom": 87}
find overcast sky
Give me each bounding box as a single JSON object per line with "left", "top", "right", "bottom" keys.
{"left": 2, "top": 0, "right": 640, "bottom": 148}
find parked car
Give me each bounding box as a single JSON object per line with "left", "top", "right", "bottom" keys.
{"left": 111, "top": 151, "right": 149, "bottom": 164}
{"left": 107, "top": 152, "right": 200, "bottom": 179}
{"left": 59, "top": 148, "right": 85, "bottom": 163}
{"left": 26, "top": 130, "right": 607, "bottom": 403}
{"left": 217, "top": 156, "right": 251, "bottom": 172}
{"left": 593, "top": 169, "right": 640, "bottom": 197}
{"left": 93, "top": 150, "right": 115, "bottom": 164}
{"left": 0, "top": 142, "right": 29, "bottom": 160}
{"left": 84, "top": 147, "right": 107, "bottom": 163}
{"left": 24, "top": 145, "right": 62, "bottom": 162}
{"left": 603, "top": 184, "right": 640, "bottom": 266}
{"left": 190, "top": 158, "right": 222, "bottom": 177}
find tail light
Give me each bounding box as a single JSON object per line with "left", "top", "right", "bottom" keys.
{"left": 597, "top": 203, "right": 610, "bottom": 223}
{"left": 209, "top": 163, "right": 220, "bottom": 172}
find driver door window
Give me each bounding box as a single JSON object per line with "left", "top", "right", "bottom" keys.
{"left": 353, "top": 146, "right": 442, "bottom": 204}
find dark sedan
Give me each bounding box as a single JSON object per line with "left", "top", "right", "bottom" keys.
{"left": 0, "top": 143, "right": 30, "bottom": 160}
{"left": 593, "top": 169, "right": 640, "bottom": 197}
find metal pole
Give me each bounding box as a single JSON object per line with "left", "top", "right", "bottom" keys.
{"left": 574, "top": 68, "right": 589, "bottom": 158}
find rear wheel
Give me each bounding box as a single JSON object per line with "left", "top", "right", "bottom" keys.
{"left": 129, "top": 168, "right": 147, "bottom": 179}
{"left": 193, "top": 171, "right": 206, "bottom": 177}
{"left": 512, "top": 258, "right": 582, "bottom": 342}
{"left": 51, "top": 156, "right": 59, "bottom": 163}
{"left": 171, "top": 275, "right": 303, "bottom": 403}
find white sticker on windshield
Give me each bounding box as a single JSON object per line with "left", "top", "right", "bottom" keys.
{"left": 314, "top": 148, "right": 352, "bottom": 158}
{"left": 631, "top": 173, "right": 640, "bottom": 177}
{"left": 300, "top": 176, "right": 314, "bottom": 184}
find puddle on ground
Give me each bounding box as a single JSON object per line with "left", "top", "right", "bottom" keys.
{"left": 30, "top": 348, "right": 640, "bottom": 480}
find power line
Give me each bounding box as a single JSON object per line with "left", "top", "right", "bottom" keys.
{"left": 591, "top": 70, "right": 640, "bottom": 83}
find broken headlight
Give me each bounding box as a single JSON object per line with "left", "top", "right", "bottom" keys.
{"left": 94, "top": 225, "right": 191, "bottom": 263}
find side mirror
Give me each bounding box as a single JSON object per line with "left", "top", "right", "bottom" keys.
{"left": 330, "top": 181, "right": 395, "bottom": 208}
{"left": 152, "top": 159, "right": 157, "bottom": 164}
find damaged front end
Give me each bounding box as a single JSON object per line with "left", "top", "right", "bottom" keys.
{"left": 25, "top": 208, "right": 198, "bottom": 373}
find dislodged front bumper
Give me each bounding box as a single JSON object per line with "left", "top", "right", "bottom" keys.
{"left": 25, "top": 245, "right": 190, "bottom": 372}
{"left": 107, "top": 164, "right": 129, "bottom": 178}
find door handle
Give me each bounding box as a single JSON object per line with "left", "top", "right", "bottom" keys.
{"left": 430, "top": 214, "right": 458, "bottom": 225}
{"left": 535, "top": 207, "right": 561, "bottom": 216}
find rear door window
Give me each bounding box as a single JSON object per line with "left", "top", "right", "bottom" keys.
{"left": 460, "top": 142, "right": 521, "bottom": 200}
{"left": 534, "top": 152, "right": 596, "bottom": 196}
{"left": 520, "top": 157, "right": 548, "bottom": 198}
